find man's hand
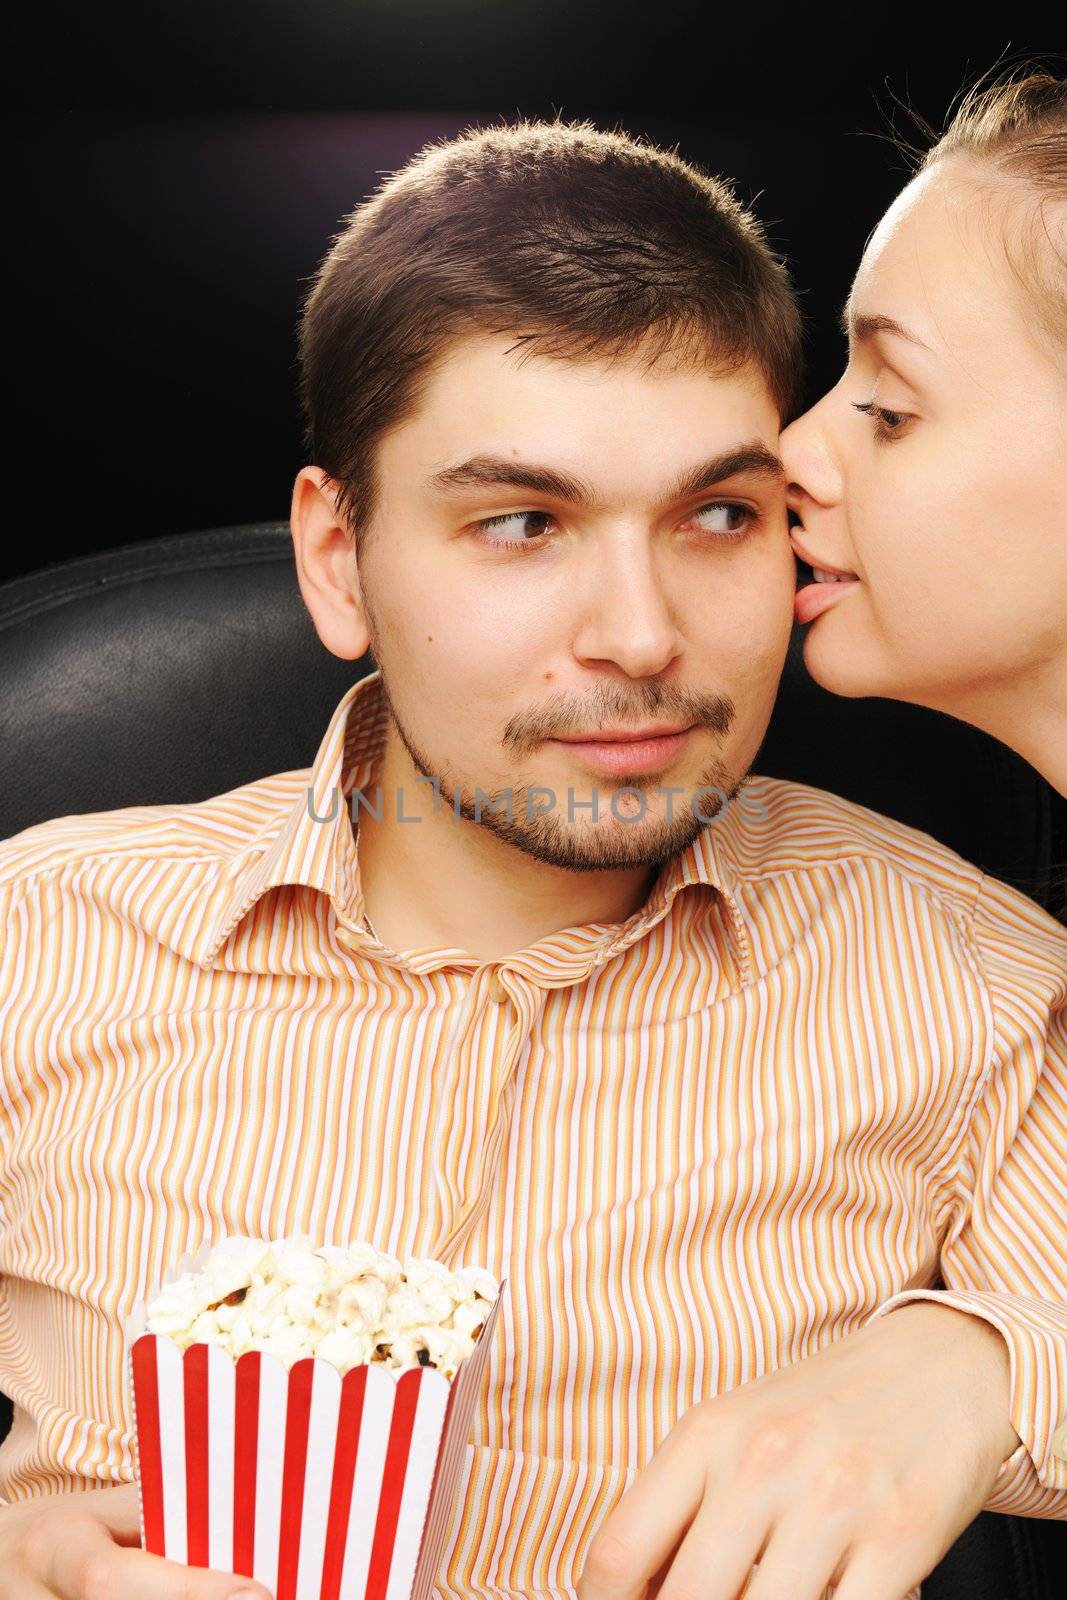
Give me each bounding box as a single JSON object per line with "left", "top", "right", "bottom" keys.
{"left": 577, "top": 1301, "right": 1021, "bottom": 1600}
{"left": 0, "top": 1480, "right": 274, "bottom": 1599}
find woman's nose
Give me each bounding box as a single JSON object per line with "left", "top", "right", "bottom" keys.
{"left": 780, "top": 399, "right": 841, "bottom": 511}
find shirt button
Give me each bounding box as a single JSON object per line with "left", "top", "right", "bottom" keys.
{"left": 337, "top": 927, "right": 361, "bottom": 951}
{"left": 1052, "top": 1422, "right": 1067, "bottom": 1462}
{"left": 487, "top": 969, "right": 508, "bottom": 1004}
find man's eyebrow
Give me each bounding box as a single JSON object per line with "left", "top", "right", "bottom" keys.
{"left": 429, "top": 456, "right": 596, "bottom": 504}
{"left": 838, "top": 302, "right": 933, "bottom": 353}
{"left": 666, "top": 443, "right": 786, "bottom": 502}
{"left": 428, "top": 443, "right": 785, "bottom": 507}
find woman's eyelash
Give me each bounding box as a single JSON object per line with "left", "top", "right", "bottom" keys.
{"left": 852, "top": 400, "right": 910, "bottom": 442}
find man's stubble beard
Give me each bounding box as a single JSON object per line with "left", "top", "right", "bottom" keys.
{"left": 369, "top": 656, "right": 747, "bottom": 876}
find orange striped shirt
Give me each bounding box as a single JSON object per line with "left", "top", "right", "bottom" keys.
{"left": 1, "top": 665, "right": 1065, "bottom": 1599}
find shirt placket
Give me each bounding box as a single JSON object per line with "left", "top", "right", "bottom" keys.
{"left": 432, "top": 964, "right": 540, "bottom": 1262}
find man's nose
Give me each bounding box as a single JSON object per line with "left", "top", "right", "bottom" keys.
{"left": 574, "top": 537, "right": 682, "bottom": 677}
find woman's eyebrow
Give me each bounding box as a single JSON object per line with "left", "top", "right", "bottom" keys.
{"left": 428, "top": 443, "right": 785, "bottom": 508}
{"left": 839, "top": 304, "right": 933, "bottom": 354}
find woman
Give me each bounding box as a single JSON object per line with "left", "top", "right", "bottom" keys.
{"left": 780, "top": 68, "right": 1066, "bottom": 805}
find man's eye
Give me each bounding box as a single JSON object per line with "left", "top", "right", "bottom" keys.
{"left": 690, "top": 502, "right": 758, "bottom": 539}
{"left": 473, "top": 510, "right": 555, "bottom": 550}
{"left": 472, "top": 502, "right": 758, "bottom": 551}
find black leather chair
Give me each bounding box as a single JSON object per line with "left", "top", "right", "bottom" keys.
{"left": 1, "top": 523, "right": 1064, "bottom": 1595}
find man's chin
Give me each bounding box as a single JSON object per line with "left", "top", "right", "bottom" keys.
{"left": 460, "top": 792, "right": 732, "bottom": 874}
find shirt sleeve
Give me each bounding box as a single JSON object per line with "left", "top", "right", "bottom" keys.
{"left": 863, "top": 870, "right": 1067, "bottom": 1519}
{"left": 0, "top": 876, "right": 14, "bottom": 1509}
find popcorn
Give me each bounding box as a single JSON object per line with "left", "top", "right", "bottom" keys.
{"left": 144, "top": 1232, "right": 500, "bottom": 1382}
{"left": 313, "top": 1324, "right": 377, "bottom": 1369}
{"left": 127, "top": 1235, "right": 507, "bottom": 1599}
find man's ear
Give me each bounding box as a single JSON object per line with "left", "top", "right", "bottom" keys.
{"left": 289, "top": 466, "right": 374, "bottom": 662}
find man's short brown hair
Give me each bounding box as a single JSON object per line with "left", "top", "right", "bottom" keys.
{"left": 297, "top": 118, "right": 802, "bottom": 547}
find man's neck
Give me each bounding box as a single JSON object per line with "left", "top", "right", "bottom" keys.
{"left": 350, "top": 735, "right": 659, "bottom": 963}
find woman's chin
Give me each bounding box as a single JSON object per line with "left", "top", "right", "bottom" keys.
{"left": 799, "top": 616, "right": 890, "bottom": 701}
{"left": 801, "top": 623, "right": 977, "bottom": 716}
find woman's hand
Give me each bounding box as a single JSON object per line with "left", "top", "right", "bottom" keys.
{"left": 0, "top": 1480, "right": 273, "bottom": 1599}
{"left": 577, "top": 1301, "right": 1021, "bottom": 1600}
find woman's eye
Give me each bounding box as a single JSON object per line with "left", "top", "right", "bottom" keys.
{"left": 689, "top": 501, "right": 758, "bottom": 539}
{"left": 473, "top": 510, "right": 555, "bottom": 549}
{"left": 852, "top": 400, "right": 911, "bottom": 442}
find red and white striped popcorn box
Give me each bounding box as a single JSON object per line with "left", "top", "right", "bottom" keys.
{"left": 124, "top": 1244, "right": 506, "bottom": 1600}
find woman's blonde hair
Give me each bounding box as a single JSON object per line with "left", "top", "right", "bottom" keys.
{"left": 903, "top": 63, "right": 1067, "bottom": 923}
{"left": 912, "top": 62, "right": 1067, "bottom": 349}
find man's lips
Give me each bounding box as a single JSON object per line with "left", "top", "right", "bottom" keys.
{"left": 549, "top": 727, "right": 695, "bottom": 776}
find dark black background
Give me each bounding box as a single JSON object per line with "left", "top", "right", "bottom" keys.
{"left": 1, "top": 5, "right": 1061, "bottom": 582}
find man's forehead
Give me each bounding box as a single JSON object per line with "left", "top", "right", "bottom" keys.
{"left": 370, "top": 332, "right": 785, "bottom": 512}
{"left": 426, "top": 442, "right": 787, "bottom": 510}
{"left": 419, "top": 327, "right": 775, "bottom": 401}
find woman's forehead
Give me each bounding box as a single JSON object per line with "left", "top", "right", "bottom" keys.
{"left": 851, "top": 163, "right": 1040, "bottom": 366}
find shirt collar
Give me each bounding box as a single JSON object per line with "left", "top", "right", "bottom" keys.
{"left": 195, "top": 668, "right": 754, "bottom": 984}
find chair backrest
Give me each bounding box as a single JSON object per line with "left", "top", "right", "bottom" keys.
{"left": 0, "top": 525, "right": 1063, "bottom": 1594}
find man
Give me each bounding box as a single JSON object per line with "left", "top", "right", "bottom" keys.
{"left": 0, "top": 120, "right": 1064, "bottom": 1600}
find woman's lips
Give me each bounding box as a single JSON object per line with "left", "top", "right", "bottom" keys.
{"left": 789, "top": 528, "right": 861, "bottom": 624}
{"left": 794, "top": 574, "right": 861, "bottom": 625}
{"left": 550, "top": 728, "right": 694, "bottom": 775}
{"left": 796, "top": 576, "right": 863, "bottom": 624}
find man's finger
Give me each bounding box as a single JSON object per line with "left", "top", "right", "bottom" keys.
{"left": 48, "top": 1516, "right": 273, "bottom": 1600}
{"left": 69, "top": 1482, "right": 143, "bottom": 1543}
{"left": 93, "top": 1543, "right": 273, "bottom": 1598}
